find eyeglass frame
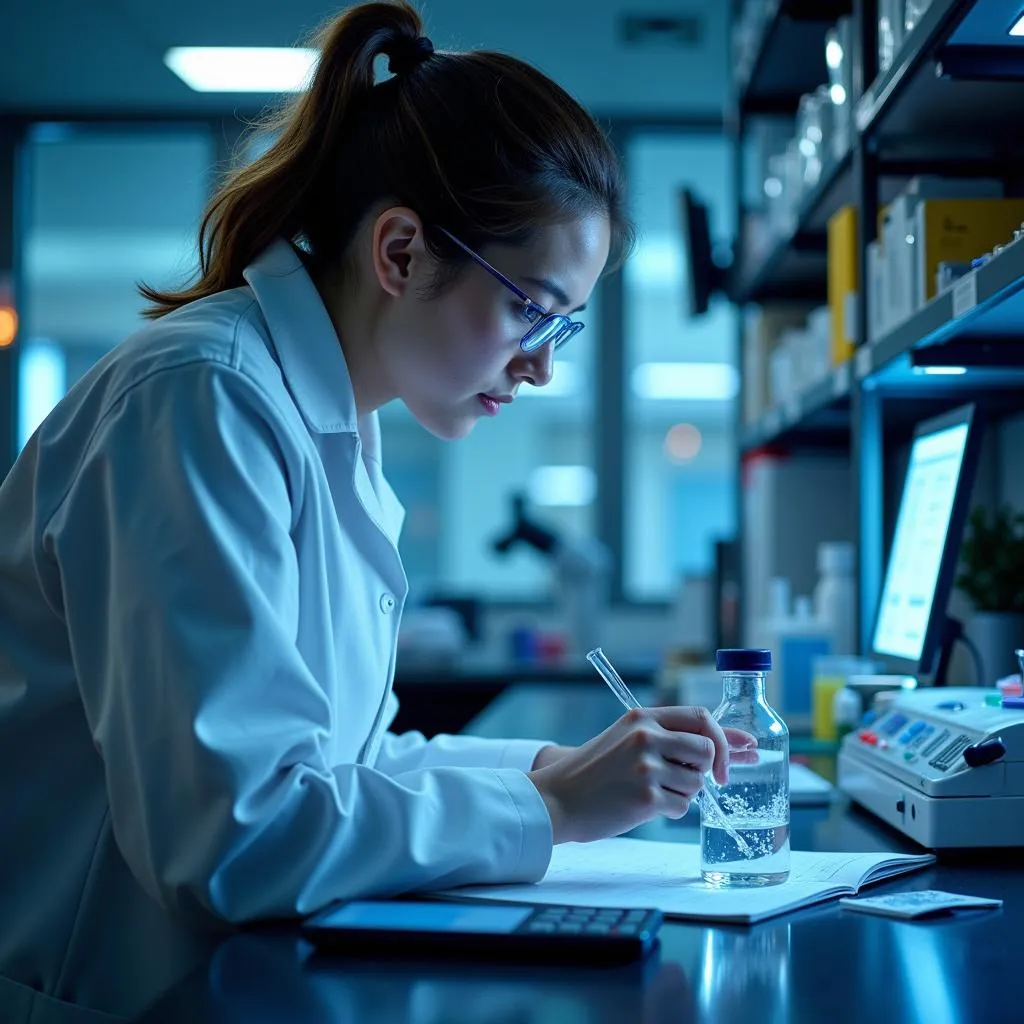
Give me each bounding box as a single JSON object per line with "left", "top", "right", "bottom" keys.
{"left": 434, "top": 227, "right": 584, "bottom": 353}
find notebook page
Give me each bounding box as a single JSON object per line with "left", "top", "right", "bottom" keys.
{"left": 437, "top": 838, "right": 933, "bottom": 923}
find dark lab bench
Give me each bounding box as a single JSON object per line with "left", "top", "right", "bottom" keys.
{"left": 27, "top": 684, "right": 1024, "bottom": 1024}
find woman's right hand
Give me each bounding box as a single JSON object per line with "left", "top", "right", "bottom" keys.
{"left": 526, "top": 706, "right": 756, "bottom": 845}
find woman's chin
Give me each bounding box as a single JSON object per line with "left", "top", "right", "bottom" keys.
{"left": 407, "top": 405, "right": 477, "bottom": 442}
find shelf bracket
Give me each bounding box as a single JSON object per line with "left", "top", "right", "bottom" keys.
{"left": 911, "top": 339, "right": 1024, "bottom": 369}
{"left": 935, "top": 45, "right": 1024, "bottom": 82}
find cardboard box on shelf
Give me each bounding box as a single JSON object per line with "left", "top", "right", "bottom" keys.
{"left": 912, "top": 198, "right": 1024, "bottom": 306}
{"left": 869, "top": 178, "right": 1007, "bottom": 340}
{"left": 881, "top": 178, "right": 1004, "bottom": 328}
{"left": 827, "top": 205, "right": 858, "bottom": 365}
{"left": 867, "top": 239, "right": 886, "bottom": 342}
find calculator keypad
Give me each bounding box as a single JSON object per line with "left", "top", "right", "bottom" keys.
{"left": 525, "top": 906, "right": 653, "bottom": 937}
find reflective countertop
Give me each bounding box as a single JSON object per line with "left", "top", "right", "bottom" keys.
{"left": 5, "top": 684, "right": 1021, "bottom": 1024}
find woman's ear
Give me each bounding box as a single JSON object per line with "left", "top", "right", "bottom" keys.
{"left": 371, "top": 207, "right": 427, "bottom": 298}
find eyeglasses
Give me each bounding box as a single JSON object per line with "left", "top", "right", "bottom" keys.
{"left": 435, "top": 227, "right": 584, "bottom": 353}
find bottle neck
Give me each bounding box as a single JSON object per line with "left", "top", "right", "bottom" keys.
{"left": 722, "top": 672, "right": 767, "bottom": 702}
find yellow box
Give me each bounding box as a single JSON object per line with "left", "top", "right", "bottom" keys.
{"left": 827, "top": 205, "right": 858, "bottom": 366}
{"left": 812, "top": 674, "right": 846, "bottom": 741}
{"left": 914, "top": 198, "right": 1024, "bottom": 304}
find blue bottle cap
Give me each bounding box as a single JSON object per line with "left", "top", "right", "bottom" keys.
{"left": 716, "top": 648, "right": 772, "bottom": 672}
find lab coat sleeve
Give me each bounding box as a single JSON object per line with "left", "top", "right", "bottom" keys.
{"left": 375, "top": 723, "right": 550, "bottom": 775}
{"left": 47, "top": 360, "right": 552, "bottom": 925}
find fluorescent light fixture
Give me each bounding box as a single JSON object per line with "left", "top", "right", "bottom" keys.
{"left": 1011, "top": 14, "right": 1024, "bottom": 36}
{"left": 25, "top": 230, "right": 199, "bottom": 282}
{"left": 825, "top": 39, "right": 844, "bottom": 69}
{"left": 914, "top": 366, "right": 968, "bottom": 376}
{"left": 527, "top": 466, "right": 595, "bottom": 507}
{"left": 632, "top": 362, "right": 739, "bottom": 401}
{"left": 19, "top": 342, "right": 66, "bottom": 452}
{"left": 164, "top": 47, "right": 318, "bottom": 93}
{"left": 624, "top": 237, "right": 682, "bottom": 288}
{"left": 830, "top": 83, "right": 847, "bottom": 105}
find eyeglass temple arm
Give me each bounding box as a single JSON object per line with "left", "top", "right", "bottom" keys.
{"left": 434, "top": 227, "right": 534, "bottom": 305}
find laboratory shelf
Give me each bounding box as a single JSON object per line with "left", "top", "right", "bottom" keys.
{"left": 732, "top": 147, "right": 853, "bottom": 304}
{"left": 735, "top": 0, "right": 853, "bottom": 115}
{"left": 740, "top": 361, "right": 852, "bottom": 453}
{"left": 855, "top": 0, "right": 966, "bottom": 135}
{"left": 861, "top": 233, "right": 1024, "bottom": 382}
{"left": 856, "top": 0, "right": 1024, "bottom": 156}
{"left": 730, "top": 234, "right": 827, "bottom": 305}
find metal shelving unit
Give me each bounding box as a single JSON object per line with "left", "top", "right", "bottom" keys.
{"left": 864, "top": 233, "right": 1024, "bottom": 377}
{"left": 741, "top": 362, "right": 852, "bottom": 451}
{"left": 732, "top": 146, "right": 853, "bottom": 304}
{"left": 730, "top": 0, "right": 1024, "bottom": 649}
{"left": 736, "top": 0, "right": 855, "bottom": 114}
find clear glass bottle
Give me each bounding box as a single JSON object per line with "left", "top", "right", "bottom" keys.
{"left": 700, "top": 648, "right": 790, "bottom": 886}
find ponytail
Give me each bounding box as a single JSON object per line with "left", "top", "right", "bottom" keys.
{"left": 139, "top": 1, "right": 426, "bottom": 318}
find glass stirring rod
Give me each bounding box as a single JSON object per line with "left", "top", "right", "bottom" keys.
{"left": 586, "top": 647, "right": 756, "bottom": 860}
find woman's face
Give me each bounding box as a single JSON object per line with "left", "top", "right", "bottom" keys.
{"left": 382, "top": 213, "right": 611, "bottom": 440}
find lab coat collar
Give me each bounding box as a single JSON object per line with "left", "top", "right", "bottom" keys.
{"left": 243, "top": 239, "right": 405, "bottom": 544}
{"left": 243, "top": 238, "right": 360, "bottom": 436}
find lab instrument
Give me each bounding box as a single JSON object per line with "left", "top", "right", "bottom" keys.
{"left": 838, "top": 685, "right": 1024, "bottom": 847}
{"left": 493, "top": 494, "right": 609, "bottom": 659}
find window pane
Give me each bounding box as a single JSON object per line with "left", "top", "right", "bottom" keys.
{"left": 381, "top": 300, "right": 597, "bottom": 601}
{"left": 20, "top": 125, "right": 213, "bottom": 447}
{"left": 624, "top": 134, "right": 737, "bottom": 601}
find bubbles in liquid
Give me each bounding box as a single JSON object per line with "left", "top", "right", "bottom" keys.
{"left": 701, "top": 755, "right": 790, "bottom": 886}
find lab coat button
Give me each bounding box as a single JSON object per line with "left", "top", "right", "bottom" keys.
{"left": 379, "top": 593, "right": 396, "bottom": 614}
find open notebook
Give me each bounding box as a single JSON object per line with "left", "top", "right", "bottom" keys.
{"left": 436, "top": 838, "right": 935, "bottom": 924}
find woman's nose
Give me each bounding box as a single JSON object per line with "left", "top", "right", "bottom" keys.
{"left": 511, "top": 342, "right": 555, "bottom": 388}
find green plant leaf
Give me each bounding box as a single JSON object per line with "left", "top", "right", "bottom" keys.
{"left": 956, "top": 504, "right": 1024, "bottom": 612}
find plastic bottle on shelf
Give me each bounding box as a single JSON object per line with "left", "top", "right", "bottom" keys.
{"left": 833, "top": 686, "right": 863, "bottom": 742}
{"left": 814, "top": 541, "right": 856, "bottom": 655}
{"left": 766, "top": 596, "right": 833, "bottom": 727}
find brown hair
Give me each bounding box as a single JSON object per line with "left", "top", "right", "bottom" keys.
{"left": 139, "top": 0, "right": 633, "bottom": 318}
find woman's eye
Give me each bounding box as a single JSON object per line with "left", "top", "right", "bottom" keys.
{"left": 511, "top": 302, "right": 533, "bottom": 323}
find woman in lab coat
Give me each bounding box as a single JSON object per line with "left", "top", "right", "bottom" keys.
{"left": 0, "top": 1, "right": 752, "bottom": 1013}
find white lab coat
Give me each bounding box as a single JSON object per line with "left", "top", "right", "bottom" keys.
{"left": 0, "top": 239, "right": 553, "bottom": 1020}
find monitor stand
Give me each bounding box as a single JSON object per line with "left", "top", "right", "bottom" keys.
{"left": 928, "top": 616, "right": 984, "bottom": 687}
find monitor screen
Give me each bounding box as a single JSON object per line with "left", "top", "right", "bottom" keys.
{"left": 872, "top": 420, "right": 971, "bottom": 664}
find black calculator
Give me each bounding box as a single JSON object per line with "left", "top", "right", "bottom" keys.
{"left": 300, "top": 900, "right": 663, "bottom": 964}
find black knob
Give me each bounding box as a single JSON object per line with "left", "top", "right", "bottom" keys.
{"left": 963, "top": 738, "right": 1006, "bottom": 768}
{"left": 896, "top": 799, "right": 905, "bottom": 813}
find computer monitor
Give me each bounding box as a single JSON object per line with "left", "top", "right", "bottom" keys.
{"left": 678, "top": 187, "right": 729, "bottom": 317}
{"left": 870, "top": 403, "right": 983, "bottom": 684}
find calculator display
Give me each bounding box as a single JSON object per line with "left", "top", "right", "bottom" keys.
{"left": 316, "top": 901, "right": 533, "bottom": 934}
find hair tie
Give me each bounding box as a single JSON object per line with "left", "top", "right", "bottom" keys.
{"left": 388, "top": 35, "right": 435, "bottom": 77}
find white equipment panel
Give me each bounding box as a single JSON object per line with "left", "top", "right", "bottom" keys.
{"left": 837, "top": 687, "right": 1024, "bottom": 848}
